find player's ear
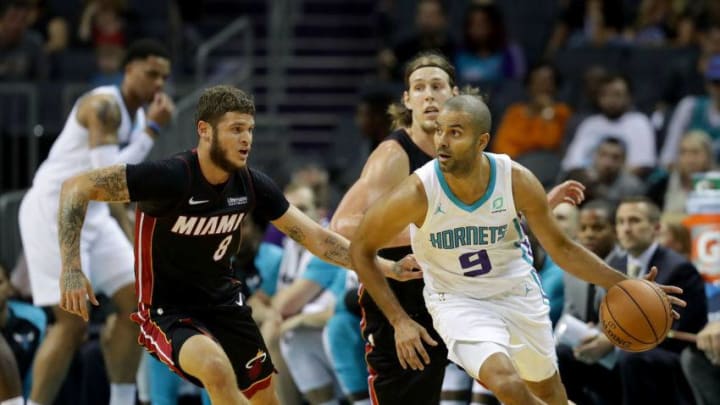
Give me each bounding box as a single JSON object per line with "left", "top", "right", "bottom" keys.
{"left": 452, "top": 86, "right": 459, "bottom": 96}
{"left": 402, "top": 90, "right": 410, "bottom": 110}
{"left": 478, "top": 132, "right": 490, "bottom": 150}
{"left": 197, "top": 120, "right": 211, "bottom": 142}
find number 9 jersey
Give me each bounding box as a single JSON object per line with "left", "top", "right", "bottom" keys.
{"left": 410, "top": 153, "right": 535, "bottom": 299}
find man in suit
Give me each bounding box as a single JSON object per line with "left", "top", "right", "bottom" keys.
{"left": 560, "top": 196, "right": 707, "bottom": 405}
{"left": 557, "top": 199, "right": 624, "bottom": 404}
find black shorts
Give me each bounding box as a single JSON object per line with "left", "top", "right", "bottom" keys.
{"left": 131, "top": 303, "right": 274, "bottom": 397}
{"left": 360, "top": 288, "right": 448, "bottom": 405}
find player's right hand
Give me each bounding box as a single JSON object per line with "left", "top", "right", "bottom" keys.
{"left": 394, "top": 317, "right": 438, "bottom": 371}
{"left": 59, "top": 270, "right": 99, "bottom": 322}
{"left": 147, "top": 92, "right": 175, "bottom": 127}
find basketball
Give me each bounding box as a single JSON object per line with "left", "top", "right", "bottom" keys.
{"left": 599, "top": 279, "right": 673, "bottom": 352}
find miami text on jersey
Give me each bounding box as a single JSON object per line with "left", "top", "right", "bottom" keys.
{"left": 170, "top": 213, "right": 245, "bottom": 236}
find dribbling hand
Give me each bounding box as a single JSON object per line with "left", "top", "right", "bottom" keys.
{"left": 643, "top": 266, "right": 686, "bottom": 319}
{"left": 393, "top": 317, "right": 438, "bottom": 371}
{"left": 147, "top": 92, "right": 175, "bottom": 128}
{"left": 59, "top": 270, "right": 99, "bottom": 321}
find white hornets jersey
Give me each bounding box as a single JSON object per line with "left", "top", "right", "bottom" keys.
{"left": 31, "top": 86, "right": 145, "bottom": 228}
{"left": 410, "top": 153, "right": 534, "bottom": 299}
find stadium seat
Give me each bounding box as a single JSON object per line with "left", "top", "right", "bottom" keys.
{"left": 0, "top": 189, "right": 27, "bottom": 271}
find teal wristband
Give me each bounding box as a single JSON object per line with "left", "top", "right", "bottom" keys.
{"left": 147, "top": 120, "right": 162, "bottom": 135}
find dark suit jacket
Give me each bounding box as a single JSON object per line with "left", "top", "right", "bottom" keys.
{"left": 609, "top": 246, "right": 707, "bottom": 353}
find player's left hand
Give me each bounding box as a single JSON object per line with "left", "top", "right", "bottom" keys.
{"left": 547, "top": 180, "right": 585, "bottom": 208}
{"left": 59, "top": 270, "right": 99, "bottom": 322}
{"left": 697, "top": 321, "right": 720, "bottom": 365}
{"left": 385, "top": 255, "right": 423, "bottom": 282}
{"left": 393, "top": 316, "right": 438, "bottom": 371}
{"left": 643, "top": 266, "right": 686, "bottom": 319}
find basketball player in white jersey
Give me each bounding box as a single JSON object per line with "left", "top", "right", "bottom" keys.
{"left": 18, "top": 39, "right": 174, "bottom": 405}
{"left": 350, "top": 95, "right": 686, "bottom": 405}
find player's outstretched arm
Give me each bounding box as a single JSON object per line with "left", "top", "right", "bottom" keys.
{"left": 58, "top": 164, "right": 130, "bottom": 321}
{"left": 330, "top": 140, "right": 413, "bottom": 246}
{"left": 512, "top": 163, "right": 626, "bottom": 290}
{"left": 271, "top": 206, "right": 421, "bottom": 282}
{"left": 351, "top": 175, "right": 439, "bottom": 371}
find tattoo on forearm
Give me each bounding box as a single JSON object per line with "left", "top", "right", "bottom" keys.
{"left": 58, "top": 192, "right": 88, "bottom": 270}
{"left": 285, "top": 226, "right": 306, "bottom": 243}
{"left": 88, "top": 166, "right": 129, "bottom": 201}
{"left": 322, "top": 235, "right": 351, "bottom": 267}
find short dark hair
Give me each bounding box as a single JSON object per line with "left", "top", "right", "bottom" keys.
{"left": 195, "top": 85, "right": 255, "bottom": 127}
{"left": 597, "top": 136, "right": 627, "bottom": 156}
{"left": 618, "top": 196, "right": 661, "bottom": 223}
{"left": 443, "top": 94, "right": 492, "bottom": 134}
{"left": 580, "top": 199, "right": 617, "bottom": 225}
{"left": 122, "top": 39, "right": 170, "bottom": 68}
{"left": 599, "top": 73, "right": 633, "bottom": 95}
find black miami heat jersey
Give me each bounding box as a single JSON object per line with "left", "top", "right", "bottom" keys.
{"left": 125, "top": 150, "right": 289, "bottom": 308}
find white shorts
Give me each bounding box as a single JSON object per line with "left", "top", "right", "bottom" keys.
{"left": 424, "top": 273, "right": 557, "bottom": 382}
{"left": 19, "top": 187, "right": 134, "bottom": 307}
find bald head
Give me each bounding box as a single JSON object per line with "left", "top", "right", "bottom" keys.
{"left": 442, "top": 95, "right": 492, "bottom": 134}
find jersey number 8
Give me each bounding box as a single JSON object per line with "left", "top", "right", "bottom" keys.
{"left": 214, "top": 235, "right": 233, "bottom": 261}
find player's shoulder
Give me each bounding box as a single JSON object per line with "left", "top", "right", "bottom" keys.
{"left": 362, "top": 137, "right": 411, "bottom": 174}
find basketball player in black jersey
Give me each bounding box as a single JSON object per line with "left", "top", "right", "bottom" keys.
{"left": 330, "top": 52, "right": 585, "bottom": 404}
{"left": 55, "top": 86, "right": 421, "bottom": 405}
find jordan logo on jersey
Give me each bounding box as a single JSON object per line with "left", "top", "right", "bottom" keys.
{"left": 170, "top": 213, "right": 245, "bottom": 236}
{"left": 429, "top": 224, "right": 508, "bottom": 249}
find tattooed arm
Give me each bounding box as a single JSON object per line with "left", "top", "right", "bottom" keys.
{"left": 58, "top": 164, "right": 130, "bottom": 320}
{"left": 270, "top": 205, "right": 421, "bottom": 282}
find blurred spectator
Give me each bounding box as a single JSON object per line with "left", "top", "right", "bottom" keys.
{"left": 356, "top": 90, "right": 394, "bottom": 151}
{"left": 560, "top": 197, "right": 707, "bottom": 405}
{"left": 660, "top": 55, "right": 720, "bottom": 167}
{"left": 562, "top": 74, "right": 656, "bottom": 177}
{"left": 268, "top": 183, "right": 343, "bottom": 405}
{"left": 562, "top": 137, "right": 646, "bottom": 204}
{"left": 658, "top": 216, "right": 692, "bottom": 258}
{"left": 0, "top": 0, "right": 48, "bottom": 80}
{"left": 0, "top": 264, "right": 46, "bottom": 399}
{"left": 27, "top": 0, "right": 68, "bottom": 53}
{"left": 553, "top": 202, "right": 580, "bottom": 240}
{"left": 625, "top": 0, "right": 683, "bottom": 46}
{"left": 557, "top": 199, "right": 623, "bottom": 404}
{"left": 78, "top": 0, "right": 127, "bottom": 48}
{"left": 647, "top": 130, "right": 717, "bottom": 212}
{"left": 377, "top": 0, "right": 455, "bottom": 81}
{"left": 90, "top": 43, "right": 124, "bottom": 87}
{"left": 453, "top": 3, "right": 525, "bottom": 89}
{"left": 544, "top": 0, "right": 625, "bottom": 58}
{"left": 493, "top": 62, "right": 571, "bottom": 158}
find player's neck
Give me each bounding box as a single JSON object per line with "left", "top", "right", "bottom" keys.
{"left": 197, "top": 149, "right": 231, "bottom": 185}
{"left": 119, "top": 82, "right": 142, "bottom": 113}
{"left": 443, "top": 154, "right": 490, "bottom": 204}
{"left": 407, "top": 123, "right": 436, "bottom": 156}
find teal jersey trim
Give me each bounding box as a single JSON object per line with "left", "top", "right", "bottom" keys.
{"left": 512, "top": 217, "right": 533, "bottom": 265}
{"left": 434, "top": 153, "right": 497, "bottom": 212}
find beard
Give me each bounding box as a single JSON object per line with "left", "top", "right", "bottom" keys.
{"left": 210, "top": 131, "right": 243, "bottom": 173}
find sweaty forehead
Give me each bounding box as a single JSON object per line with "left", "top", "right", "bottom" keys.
{"left": 409, "top": 67, "right": 449, "bottom": 84}
{"left": 437, "top": 109, "right": 471, "bottom": 126}
{"left": 218, "top": 112, "right": 254, "bottom": 127}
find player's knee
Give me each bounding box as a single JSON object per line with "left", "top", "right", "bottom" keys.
{"left": 489, "top": 374, "right": 528, "bottom": 400}
{"left": 53, "top": 312, "right": 89, "bottom": 346}
{"left": 196, "top": 355, "right": 236, "bottom": 389}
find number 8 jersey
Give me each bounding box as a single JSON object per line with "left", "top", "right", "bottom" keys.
{"left": 410, "top": 153, "right": 534, "bottom": 299}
